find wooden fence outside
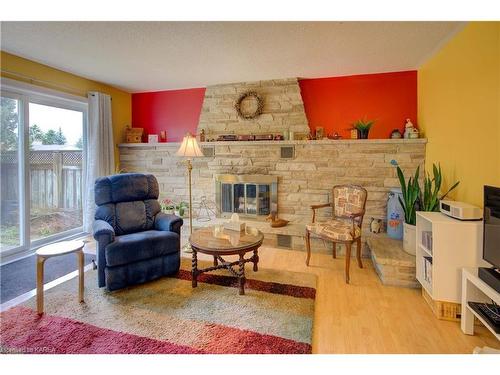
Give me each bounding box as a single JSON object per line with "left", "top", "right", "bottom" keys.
{"left": 1, "top": 150, "right": 83, "bottom": 211}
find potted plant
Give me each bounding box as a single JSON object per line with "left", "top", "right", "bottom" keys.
{"left": 351, "top": 119, "right": 375, "bottom": 139}
{"left": 175, "top": 201, "right": 189, "bottom": 217}
{"left": 393, "top": 162, "right": 421, "bottom": 255}
{"left": 420, "top": 163, "right": 460, "bottom": 212}
{"left": 160, "top": 198, "right": 175, "bottom": 215}
{"left": 391, "top": 160, "right": 460, "bottom": 255}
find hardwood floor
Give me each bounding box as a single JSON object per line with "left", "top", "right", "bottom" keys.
{"left": 82, "top": 236, "right": 499, "bottom": 353}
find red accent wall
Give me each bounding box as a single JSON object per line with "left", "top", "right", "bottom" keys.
{"left": 299, "top": 71, "right": 417, "bottom": 139}
{"left": 131, "top": 71, "right": 417, "bottom": 141}
{"left": 131, "top": 88, "right": 206, "bottom": 142}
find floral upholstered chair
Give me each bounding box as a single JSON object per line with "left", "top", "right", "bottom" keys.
{"left": 305, "top": 185, "right": 368, "bottom": 283}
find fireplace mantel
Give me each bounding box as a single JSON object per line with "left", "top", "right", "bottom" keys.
{"left": 118, "top": 138, "right": 427, "bottom": 148}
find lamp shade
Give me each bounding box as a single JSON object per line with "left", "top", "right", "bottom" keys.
{"left": 176, "top": 132, "right": 203, "bottom": 158}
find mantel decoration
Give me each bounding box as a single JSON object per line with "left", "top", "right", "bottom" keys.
{"left": 234, "top": 91, "right": 264, "bottom": 120}
{"left": 351, "top": 118, "right": 376, "bottom": 139}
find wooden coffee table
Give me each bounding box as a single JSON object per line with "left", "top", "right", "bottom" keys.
{"left": 189, "top": 226, "right": 264, "bottom": 295}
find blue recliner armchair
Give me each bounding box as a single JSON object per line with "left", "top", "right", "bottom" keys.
{"left": 92, "top": 173, "right": 183, "bottom": 291}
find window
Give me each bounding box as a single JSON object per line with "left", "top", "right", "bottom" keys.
{"left": 0, "top": 79, "right": 88, "bottom": 259}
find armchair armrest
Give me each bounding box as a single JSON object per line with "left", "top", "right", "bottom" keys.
{"left": 310, "top": 203, "right": 333, "bottom": 223}
{"left": 345, "top": 210, "right": 366, "bottom": 233}
{"left": 346, "top": 210, "right": 365, "bottom": 219}
{"left": 93, "top": 219, "right": 115, "bottom": 288}
{"left": 155, "top": 212, "right": 183, "bottom": 235}
{"left": 93, "top": 220, "right": 115, "bottom": 242}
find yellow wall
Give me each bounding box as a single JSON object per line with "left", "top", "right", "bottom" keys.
{"left": 418, "top": 22, "right": 500, "bottom": 207}
{"left": 0, "top": 51, "right": 131, "bottom": 165}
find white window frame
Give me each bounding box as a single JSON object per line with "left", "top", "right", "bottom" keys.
{"left": 1, "top": 78, "right": 88, "bottom": 262}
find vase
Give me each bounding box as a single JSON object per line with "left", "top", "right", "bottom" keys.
{"left": 164, "top": 209, "right": 174, "bottom": 215}
{"left": 403, "top": 222, "right": 416, "bottom": 255}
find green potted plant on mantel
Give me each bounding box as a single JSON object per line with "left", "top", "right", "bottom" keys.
{"left": 351, "top": 118, "right": 376, "bottom": 139}
{"left": 391, "top": 160, "right": 460, "bottom": 255}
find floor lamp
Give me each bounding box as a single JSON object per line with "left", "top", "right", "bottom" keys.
{"left": 176, "top": 132, "right": 203, "bottom": 252}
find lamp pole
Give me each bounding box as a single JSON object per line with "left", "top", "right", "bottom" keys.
{"left": 176, "top": 132, "right": 202, "bottom": 253}
{"left": 187, "top": 158, "right": 193, "bottom": 236}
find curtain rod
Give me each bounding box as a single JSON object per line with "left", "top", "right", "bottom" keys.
{"left": 1, "top": 69, "right": 111, "bottom": 99}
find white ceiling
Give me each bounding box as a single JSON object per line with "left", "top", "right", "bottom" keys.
{"left": 0, "top": 22, "right": 464, "bottom": 93}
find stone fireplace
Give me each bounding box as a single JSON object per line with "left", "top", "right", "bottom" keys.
{"left": 215, "top": 174, "right": 278, "bottom": 219}
{"left": 118, "top": 77, "right": 426, "bottom": 254}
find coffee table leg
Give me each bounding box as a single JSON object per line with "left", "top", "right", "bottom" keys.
{"left": 253, "top": 249, "right": 259, "bottom": 272}
{"left": 238, "top": 253, "right": 246, "bottom": 295}
{"left": 77, "top": 250, "right": 84, "bottom": 303}
{"left": 213, "top": 255, "right": 218, "bottom": 267}
{"left": 192, "top": 249, "right": 198, "bottom": 288}
{"left": 36, "top": 256, "right": 45, "bottom": 314}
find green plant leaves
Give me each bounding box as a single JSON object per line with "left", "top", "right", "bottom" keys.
{"left": 396, "top": 165, "right": 420, "bottom": 225}
{"left": 393, "top": 162, "right": 460, "bottom": 221}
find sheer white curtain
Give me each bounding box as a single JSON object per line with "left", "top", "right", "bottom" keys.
{"left": 84, "top": 92, "right": 115, "bottom": 232}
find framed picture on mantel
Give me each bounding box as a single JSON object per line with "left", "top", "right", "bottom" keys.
{"left": 148, "top": 134, "right": 159, "bottom": 143}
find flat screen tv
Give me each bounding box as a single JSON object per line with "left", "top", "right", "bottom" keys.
{"left": 483, "top": 185, "right": 500, "bottom": 269}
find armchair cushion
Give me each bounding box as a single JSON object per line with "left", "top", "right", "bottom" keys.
{"left": 95, "top": 173, "right": 159, "bottom": 205}
{"left": 333, "top": 186, "right": 367, "bottom": 218}
{"left": 114, "top": 199, "right": 161, "bottom": 235}
{"left": 105, "top": 230, "right": 180, "bottom": 267}
{"left": 306, "top": 218, "right": 361, "bottom": 241}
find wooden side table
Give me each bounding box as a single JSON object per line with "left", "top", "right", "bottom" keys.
{"left": 36, "top": 240, "right": 85, "bottom": 314}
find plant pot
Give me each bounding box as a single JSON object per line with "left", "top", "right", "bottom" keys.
{"left": 403, "top": 222, "right": 416, "bottom": 255}
{"left": 357, "top": 129, "right": 370, "bottom": 139}
{"left": 164, "top": 209, "right": 174, "bottom": 215}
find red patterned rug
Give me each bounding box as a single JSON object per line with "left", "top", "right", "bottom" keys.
{"left": 0, "top": 257, "right": 316, "bottom": 354}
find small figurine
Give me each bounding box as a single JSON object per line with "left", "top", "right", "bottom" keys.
{"left": 390, "top": 129, "right": 402, "bottom": 139}
{"left": 370, "top": 218, "right": 382, "bottom": 233}
{"left": 404, "top": 119, "right": 419, "bottom": 139}
{"left": 199, "top": 129, "right": 206, "bottom": 142}
{"left": 266, "top": 212, "right": 289, "bottom": 228}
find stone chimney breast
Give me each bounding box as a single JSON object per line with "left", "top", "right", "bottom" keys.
{"left": 197, "top": 78, "right": 310, "bottom": 137}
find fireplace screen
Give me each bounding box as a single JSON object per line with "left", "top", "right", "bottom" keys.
{"left": 216, "top": 175, "right": 277, "bottom": 219}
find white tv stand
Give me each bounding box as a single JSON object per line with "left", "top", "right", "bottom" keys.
{"left": 416, "top": 212, "right": 484, "bottom": 320}
{"left": 461, "top": 268, "right": 500, "bottom": 341}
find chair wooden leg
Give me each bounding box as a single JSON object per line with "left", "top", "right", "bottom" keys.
{"left": 356, "top": 237, "right": 363, "bottom": 269}
{"left": 345, "top": 242, "right": 351, "bottom": 284}
{"left": 305, "top": 231, "right": 311, "bottom": 266}
{"left": 332, "top": 242, "right": 337, "bottom": 259}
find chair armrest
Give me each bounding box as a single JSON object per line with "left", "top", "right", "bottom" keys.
{"left": 93, "top": 220, "right": 115, "bottom": 288}
{"left": 311, "top": 203, "right": 332, "bottom": 210}
{"left": 346, "top": 210, "right": 365, "bottom": 219}
{"left": 345, "top": 211, "right": 366, "bottom": 233}
{"left": 93, "top": 220, "right": 115, "bottom": 241}
{"left": 155, "top": 212, "right": 183, "bottom": 235}
{"left": 310, "top": 203, "right": 332, "bottom": 223}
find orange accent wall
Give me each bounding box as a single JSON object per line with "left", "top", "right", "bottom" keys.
{"left": 131, "top": 71, "right": 417, "bottom": 141}
{"left": 132, "top": 88, "right": 206, "bottom": 142}
{"left": 299, "top": 71, "right": 417, "bottom": 139}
